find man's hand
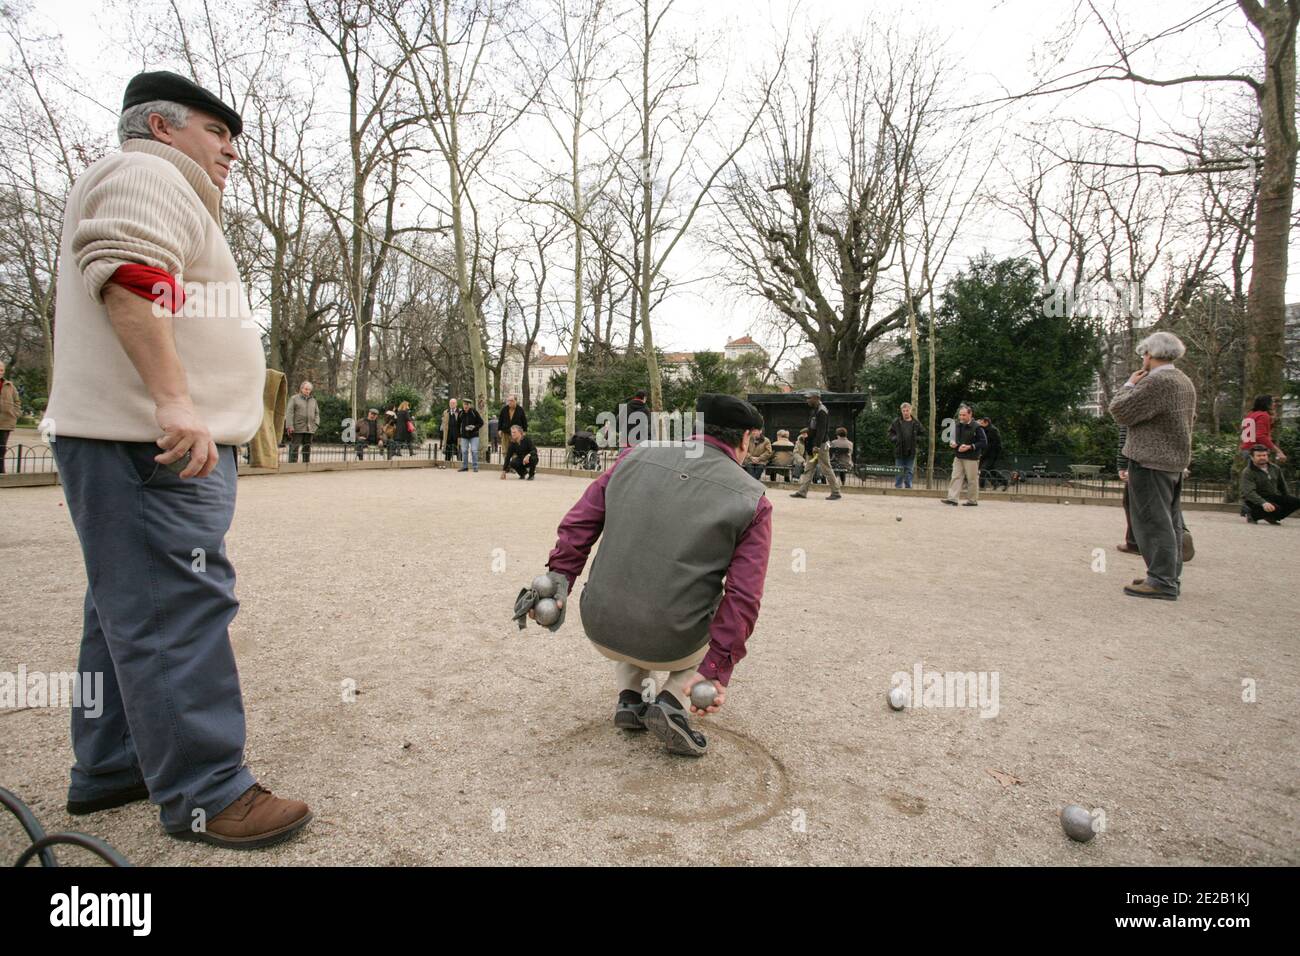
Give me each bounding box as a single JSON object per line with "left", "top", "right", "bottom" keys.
{"left": 155, "top": 399, "right": 218, "bottom": 479}
{"left": 1126, "top": 369, "right": 1148, "bottom": 386}
{"left": 681, "top": 674, "right": 725, "bottom": 715}
{"left": 1119, "top": 469, "right": 1128, "bottom": 481}
{"left": 1264, "top": 502, "right": 1277, "bottom": 513}
{"left": 958, "top": 444, "right": 972, "bottom": 453}
{"left": 286, "top": 426, "right": 293, "bottom": 435}
{"left": 500, "top": 471, "right": 508, "bottom": 481}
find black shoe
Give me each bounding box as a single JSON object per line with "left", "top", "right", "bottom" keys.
{"left": 790, "top": 491, "right": 807, "bottom": 498}
{"left": 962, "top": 501, "right": 978, "bottom": 507}
{"left": 643, "top": 692, "right": 707, "bottom": 757}
{"left": 941, "top": 498, "right": 958, "bottom": 506}
{"left": 67, "top": 783, "right": 150, "bottom": 815}
{"left": 828, "top": 493, "right": 842, "bottom": 500}
{"left": 614, "top": 690, "right": 648, "bottom": 731}
{"left": 526, "top": 475, "right": 534, "bottom": 481}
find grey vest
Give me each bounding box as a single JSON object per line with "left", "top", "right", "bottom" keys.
{"left": 580, "top": 441, "right": 766, "bottom": 663}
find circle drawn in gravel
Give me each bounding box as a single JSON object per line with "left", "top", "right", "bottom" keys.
{"left": 550, "top": 720, "right": 791, "bottom": 832}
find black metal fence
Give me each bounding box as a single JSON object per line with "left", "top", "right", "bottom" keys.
{"left": 0, "top": 440, "right": 1236, "bottom": 502}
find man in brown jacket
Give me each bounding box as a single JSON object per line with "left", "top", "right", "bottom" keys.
{"left": 1109, "top": 331, "right": 1197, "bottom": 601}
{"left": 0, "top": 361, "right": 20, "bottom": 473}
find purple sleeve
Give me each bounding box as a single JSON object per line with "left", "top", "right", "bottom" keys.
{"left": 699, "top": 495, "right": 773, "bottom": 686}
{"left": 546, "top": 447, "right": 633, "bottom": 589}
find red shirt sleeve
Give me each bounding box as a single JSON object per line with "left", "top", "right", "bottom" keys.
{"left": 546, "top": 446, "right": 633, "bottom": 589}
{"left": 108, "top": 264, "right": 185, "bottom": 314}
{"left": 699, "top": 495, "right": 773, "bottom": 686}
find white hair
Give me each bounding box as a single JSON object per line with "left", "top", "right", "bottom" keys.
{"left": 1136, "top": 331, "right": 1186, "bottom": 362}
{"left": 118, "top": 100, "right": 192, "bottom": 144}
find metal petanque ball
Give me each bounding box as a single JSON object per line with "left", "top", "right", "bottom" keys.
{"left": 888, "top": 686, "right": 908, "bottom": 711}
{"left": 532, "top": 574, "right": 556, "bottom": 598}
{"left": 1060, "top": 804, "right": 1096, "bottom": 842}
{"left": 895, "top": 514, "right": 903, "bottom": 522}
{"left": 534, "top": 597, "right": 560, "bottom": 626}
{"left": 690, "top": 682, "right": 718, "bottom": 709}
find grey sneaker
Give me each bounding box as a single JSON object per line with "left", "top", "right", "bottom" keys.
{"left": 614, "top": 690, "right": 648, "bottom": 731}
{"left": 643, "top": 692, "right": 707, "bottom": 757}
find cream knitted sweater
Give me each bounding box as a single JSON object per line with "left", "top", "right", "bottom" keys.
{"left": 44, "top": 140, "right": 264, "bottom": 445}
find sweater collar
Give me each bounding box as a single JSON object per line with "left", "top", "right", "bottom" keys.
{"left": 121, "top": 140, "right": 224, "bottom": 225}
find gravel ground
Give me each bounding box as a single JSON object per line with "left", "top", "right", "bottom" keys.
{"left": 2, "top": 467, "right": 1297, "bottom": 866}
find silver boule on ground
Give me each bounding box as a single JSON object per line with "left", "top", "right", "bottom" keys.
{"left": 1060, "top": 805, "right": 1097, "bottom": 843}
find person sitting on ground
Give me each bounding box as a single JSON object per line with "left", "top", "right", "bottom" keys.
{"left": 829, "top": 427, "right": 853, "bottom": 485}
{"left": 504, "top": 424, "right": 538, "bottom": 480}
{"left": 744, "top": 430, "right": 773, "bottom": 479}
{"left": 1240, "top": 444, "right": 1299, "bottom": 525}
{"left": 768, "top": 429, "right": 796, "bottom": 481}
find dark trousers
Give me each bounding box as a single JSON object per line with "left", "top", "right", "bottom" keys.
{"left": 288, "top": 431, "right": 313, "bottom": 463}
{"left": 1127, "top": 462, "right": 1185, "bottom": 594}
{"left": 355, "top": 438, "right": 375, "bottom": 460}
{"left": 53, "top": 437, "right": 254, "bottom": 831}
{"left": 443, "top": 439, "right": 459, "bottom": 461}
{"left": 980, "top": 455, "right": 1007, "bottom": 489}
{"left": 387, "top": 438, "right": 412, "bottom": 459}
{"left": 1121, "top": 481, "right": 1139, "bottom": 549}
{"left": 0, "top": 428, "right": 9, "bottom": 473}
{"left": 744, "top": 463, "right": 766, "bottom": 479}
{"left": 1247, "top": 494, "right": 1300, "bottom": 524}
{"left": 510, "top": 456, "right": 536, "bottom": 479}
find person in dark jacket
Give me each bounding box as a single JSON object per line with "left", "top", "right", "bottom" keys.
{"left": 1240, "top": 444, "right": 1299, "bottom": 524}
{"left": 458, "top": 403, "right": 484, "bottom": 472}
{"left": 354, "top": 408, "right": 383, "bottom": 460}
{"left": 506, "top": 424, "right": 538, "bottom": 480}
{"left": 623, "top": 389, "right": 651, "bottom": 446}
{"left": 888, "top": 402, "right": 921, "bottom": 489}
{"left": 977, "top": 416, "right": 1006, "bottom": 490}
{"left": 388, "top": 400, "right": 415, "bottom": 459}
{"left": 498, "top": 395, "right": 527, "bottom": 475}
{"left": 941, "top": 404, "right": 987, "bottom": 506}
{"left": 441, "top": 398, "right": 461, "bottom": 461}
{"left": 791, "top": 389, "right": 842, "bottom": 499}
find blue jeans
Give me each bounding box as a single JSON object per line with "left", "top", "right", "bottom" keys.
{"left": 53, "top": 437, "right": 255, "bottom": 832}
{"left": 459, "top": 435, "right": 480, "bottom": 470}
{"left": 895, "top": 456, "right": 915, "bottom": 488}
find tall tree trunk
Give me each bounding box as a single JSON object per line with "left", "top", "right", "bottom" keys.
{"left": 638, "top": 0, "right": 662, "bottom": 418}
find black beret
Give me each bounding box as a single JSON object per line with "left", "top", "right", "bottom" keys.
{"left": 123, "top": 71, "right": 243, "bottom": 138}
{"left": 697, "top": 393, "right": 763, "bottom": 431}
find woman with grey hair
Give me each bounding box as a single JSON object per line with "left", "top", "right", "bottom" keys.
{"left": 1108, "top": 331, "right": 1197, "bottom": 600}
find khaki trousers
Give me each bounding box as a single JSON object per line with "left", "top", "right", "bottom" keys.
{"left": 797, "top": 443, "right": 842, "bottom": 494}
{"left": 590, "top": 640, "right": 709, "bottom": 705}
{"left": 946, "top": 457, "right": 979, "bottom": 502}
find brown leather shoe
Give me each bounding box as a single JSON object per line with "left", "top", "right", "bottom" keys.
{"left": 1123, "top": 583, "right": 1177, "bottom": 601}
{"left": 172, "top": 783, "right": 312, "bottom": 850}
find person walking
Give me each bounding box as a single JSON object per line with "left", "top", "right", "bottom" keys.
{"left": 888, "top": 402, "right": 921, "bottom": 489}
{"left": 388, "top": 400, "right": 414, "bottom": 459}
{"left": 40, "top": 71, "right": 311, "bottom": 847}
{"left": 0, "top": 361, "right": 19, "bottom": 474}
{"left": 941, "top": 404, "right": 986, "bottom": 506}
{"left": 1240, "top": 444, "right": 1300, "bottom": 524}
{"left": 790, "top": 390, "right": 842, "bottom": 500}
{"left": 458, "top": 401, "right": 484, "bottom": 471}
{"left": 977, "top": 416, "right": 1006, "bottom": 490}
{"left": 1109, "top": 331, "right": 1197, "bottom": 601}
{"left": 527, "top": 394, "right": 772, "bottom": 758}
{"left": 285, "top": 380, "right": 319, "bottom": 464}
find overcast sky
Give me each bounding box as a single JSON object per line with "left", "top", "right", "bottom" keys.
{"left": 40, "top": 0, "right": 1295, "bottom": 361}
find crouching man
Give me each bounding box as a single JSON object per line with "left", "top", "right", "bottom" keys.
{"left": 539, "top": 394, "right": 772, "bottom": 757}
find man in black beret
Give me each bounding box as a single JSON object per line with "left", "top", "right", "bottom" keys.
{"left": 42, "top": 70, "right": 312, "bottom": 850}
{"left": 527, "top": 393, "right": 773, "bottom": 757}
